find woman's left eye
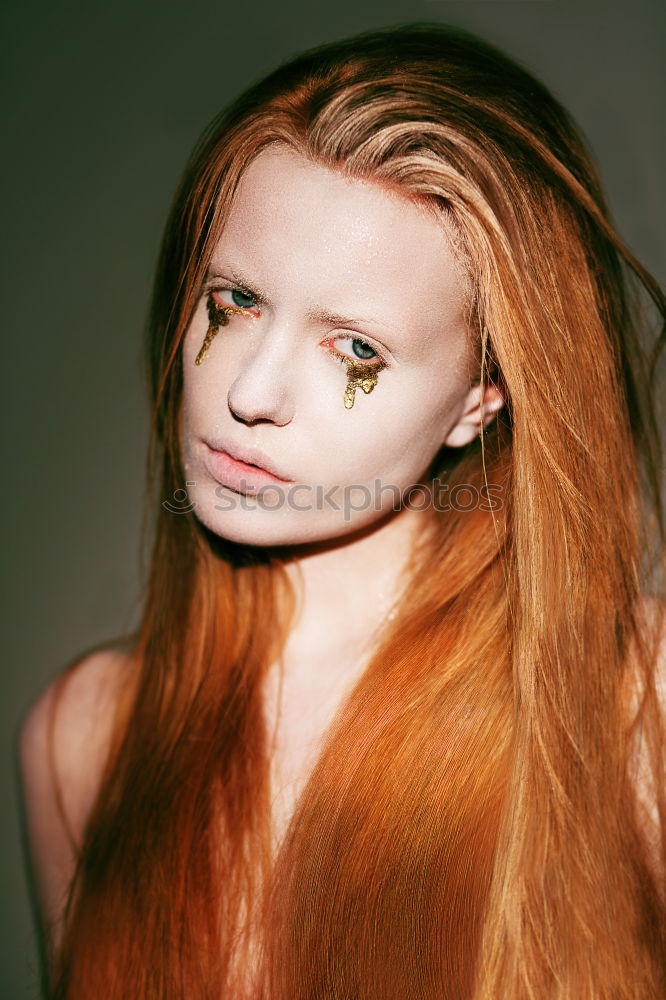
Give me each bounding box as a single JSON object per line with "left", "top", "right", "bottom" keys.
{"left": 327, "top": 335, "right": 383, "bottom": 365}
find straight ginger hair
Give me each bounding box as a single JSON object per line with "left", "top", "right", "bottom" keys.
{"left": 46, "top": 22, "right": 666, "bottom": 1000}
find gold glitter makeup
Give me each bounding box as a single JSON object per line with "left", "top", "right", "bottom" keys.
{"left": 194, "top": 296, "right": 256, "bottom": 365}
{"left": 324, "top": 346, "right": 387, "bottom": 409}
{"left": 195, "top": 296, "right": 386, "bottom": 409}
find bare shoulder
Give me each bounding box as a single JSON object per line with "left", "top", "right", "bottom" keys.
{"left": 19, "top": 645, "right": 134, "bottom": 839}
{"left": 18, "top": 644, "right": 135, "bottom": 958}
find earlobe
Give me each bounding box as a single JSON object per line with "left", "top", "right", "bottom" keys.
{"left": 443, "top": 381, "right": 505, "bottom": 448}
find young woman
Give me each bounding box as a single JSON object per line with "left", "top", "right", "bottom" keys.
{"left": 19, "top": 21, "right": 666, "bottom": 1000}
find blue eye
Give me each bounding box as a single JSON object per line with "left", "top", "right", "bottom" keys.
{"left": 229, "top": 288, "right": 256, "bottom": 309}
{"left": 326, "top": 334, "right": 384, "bottom": 366}
{"left": 349, "top": 339, "right": 378, "bottom": 361}
{"left": 209, "top": 287, "right": 259, "bottom": 312}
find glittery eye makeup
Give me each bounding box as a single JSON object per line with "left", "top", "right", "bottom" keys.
{"left": 194, "top": 291, "right": 257, "bottom": 365}
{"left": 321, "top": 335, "right": 388, "bottom": 409}
{"left": 194, "top": 284, "right": 389, "bottom": 408}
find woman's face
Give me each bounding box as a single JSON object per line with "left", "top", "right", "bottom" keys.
{"left": 180, "top": 145, "right": 480, "bottom": 546}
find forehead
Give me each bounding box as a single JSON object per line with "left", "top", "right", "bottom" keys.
{"left": 224, "top": 145, "right": 463, "bottom": 268}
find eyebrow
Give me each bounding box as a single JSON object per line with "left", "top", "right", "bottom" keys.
{"left": 204, "top": 264, "right": 389, "bottom": 332}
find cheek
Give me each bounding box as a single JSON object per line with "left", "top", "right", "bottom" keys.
{"left": 181, "top": 320, "right": 231, "bottom": 416}
{"left": 315, "top": 375, "right": 464, "bottom": 487}
{"left": 182, "top": 318, "right": 207, "bottom": 371}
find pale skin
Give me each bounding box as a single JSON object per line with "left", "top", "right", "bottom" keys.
{"left": 18, "top": 146, "right": 663, "bottom": 967}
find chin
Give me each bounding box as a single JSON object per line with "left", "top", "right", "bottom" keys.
{"left": 191, "top": 500, "right": 383, "bottom": 550}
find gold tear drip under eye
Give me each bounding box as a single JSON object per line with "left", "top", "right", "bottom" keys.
{"left": 324, "top": 347, "right": 388, "bottom": 409}
{"left": 194, "top": 297, "right": 256, "bottom": 366}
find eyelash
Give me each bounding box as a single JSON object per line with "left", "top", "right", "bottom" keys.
{"left": 203, "top": 285, "right": 388, "bottom": 368}
{"left": 205, "top": 284, "right": 263, "bottom": 314}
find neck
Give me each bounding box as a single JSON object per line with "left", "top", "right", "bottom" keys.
{"left": 268, "top": 504, "right": 432, "bottom": 679}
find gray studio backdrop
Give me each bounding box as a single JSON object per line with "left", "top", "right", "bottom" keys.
{"left": 2, "top": 0, "right": 664, "bottom": 996}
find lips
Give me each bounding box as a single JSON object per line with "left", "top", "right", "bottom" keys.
{"left": 204, "top": 441, "right": 293, "bottom": 493}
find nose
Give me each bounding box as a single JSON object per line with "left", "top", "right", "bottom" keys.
{"left": 226, "top": 327, "right": 296, "bottom": 427}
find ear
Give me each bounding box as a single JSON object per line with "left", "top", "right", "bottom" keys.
{"left": 443, "top": 381, "right": 505, "bottom": 448}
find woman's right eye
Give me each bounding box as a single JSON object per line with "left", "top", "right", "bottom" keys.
{"left": 210, "top": 287, "right": 259, "bottom": 311}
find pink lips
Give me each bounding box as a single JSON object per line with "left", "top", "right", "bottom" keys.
{"left": 204, "top": 444, "right": 292, "bottom": 494}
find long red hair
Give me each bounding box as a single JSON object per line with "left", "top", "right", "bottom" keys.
{"left": 48, "top": 22, "right": 666, "bottom": 998}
